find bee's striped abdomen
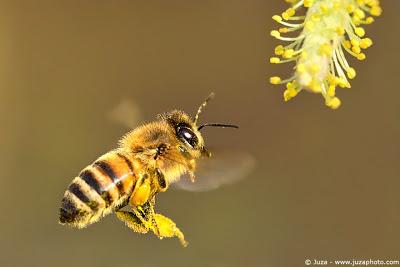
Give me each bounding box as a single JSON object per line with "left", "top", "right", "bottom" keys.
{"left": 68, "top": 179, "right": 99, "bottom": 211}
{"left": 59, "top": 151, "right": 137, "bottom": 228}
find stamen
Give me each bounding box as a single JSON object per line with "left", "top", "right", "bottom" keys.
{"left": 270, "top": 30, "right": 305, "bottom": 42}
{"left": 269, "top": 0, "right": 381, "bottom": 109}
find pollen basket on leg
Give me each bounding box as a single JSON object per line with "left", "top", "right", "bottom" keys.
{"left": 269, "top": 0, "right": 382, "bottom": 109}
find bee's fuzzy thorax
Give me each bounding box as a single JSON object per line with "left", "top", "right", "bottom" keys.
{"left": 117, "top": 111, "right": 204, "bottom": 185}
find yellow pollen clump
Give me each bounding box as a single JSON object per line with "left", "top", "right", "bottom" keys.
{"left": 305, "top": 21, "right": 314, "bottom": 31}
{"left": 357, "top": 53, "right": 366, "bottom": 60}
{"left": 283, "top": 82, "right": 299, "bottom": 101}
{"left": 327, "top": 85, "right": 336, "bottom": 97}
{"left": 279, "top": 27, "right": 290, "bottom": 33}
{"left": 343, "top": 40, "right": 351, "bottom": 49}
{"left": 320, "top": 3, "right": 329, "bottom": 13}
{"left": 283, "top": 49, "right": 295, "bottom": 59}
{"left": 370, "top": 6, "right": 382, "bottom": 16}
{"left": 269, "top": 0, "right": 381, "bottom": 109}
{"left": 270, "top": 76, "right": 282, "bottom": 84}
{"left": 297, "top": 63, "right": 306, "bottom": 73}
{"left": 282, "top": 8, "right": 296, "bottom": 20}
{"left": 304, "top": 0, "right": 314, "bottom": 8}
{"left": 274, "top": 45, "right": 285, "bottom": 55}
{"left": 347, "top": 4, "right": 355, "bottom": 13}
{"left": 336, "top": 27, "right": 345, "bottom": 35}
{"left": 270, "top": 57, "right": 281, "bottom": 64}
{"left": 352, "top": 45, "right": 361, "bottom": 54}
{"left": 360, "top": 38, "right": 373, "bottom": 49}
{"left": 326, "top": 97, "right": 341, "bottom": 109}
{"left": 310, "top": 64, "right": 320, "bottom": 74}
{"left": 350, "top": 39, "right": 359, "bottom": 47}
{"left": 354, "top": 9, "right": 365, "bottom": 19}
{"left": 365, "top": 17, "right": 374, "bottom": 24}
{"left": 355, "top": 27, "right": 365, "bottom": 37}
{"left": 270, "top": 30, "right": 280, "bottom": 38}
{"left": 319, "top": 43, "right": 333, "bottom": 56}
{"left": 347, "top": 67, "right": 356, "bottom": 79}
{"left": 272, "top": 15, "right": 283, "bottom": 22}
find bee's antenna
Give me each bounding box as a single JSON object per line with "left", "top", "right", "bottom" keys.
{"left": 194, "top": 92, "right": 215, "bottom": 125}
{"left": 198, "top": 123, "right": 239, "bottom": 131}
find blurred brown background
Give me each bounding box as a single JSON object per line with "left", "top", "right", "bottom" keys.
{"left": 0, "top": 1, "right": 399, "bottom": 267}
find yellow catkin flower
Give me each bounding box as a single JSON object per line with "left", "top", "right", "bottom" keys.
{"left": 269, "top": 0, "right": 381, "bottom": 109}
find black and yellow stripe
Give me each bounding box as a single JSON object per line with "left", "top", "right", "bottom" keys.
{"left": 68, "top": 181, "right": 99, "bottom": 211}
{"left": 59, "top": 195, "right": 81, "bottom": 224}
{"left": 94, "top": 160, "right": 124, "bottom": 195}
{"left": 59, "top": 151, "right": 137, "bottom": 227}
{"left": 80, "top": 167, "right": 116, "bottom": 207}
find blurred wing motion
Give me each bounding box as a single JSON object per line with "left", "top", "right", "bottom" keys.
{"left": 107, "top": 99, "right": 142, "bottom": 129}
{"left": 174, "top": 149, "right": 256, "bottom": 192}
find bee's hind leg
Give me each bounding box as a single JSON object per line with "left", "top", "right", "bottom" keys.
{"left": 117, "top": 197, "right": 187, "bottom": 246}
{"left": 121, "top": 202, "right": 188, "bottom": 246}
{"left": 144, "top": 197, "right": 187, "bottom": 246}
{"left": 153, "top": 213, "right": 188, "bottom": 247}
{"left": 115, "top": 211, "right": 150, "bottom": 234}
{"left": 116, "top": 200, "right": 158, "bottom": 235}
{"left": 138, "top": 197, "right": 187, "bottom": 246}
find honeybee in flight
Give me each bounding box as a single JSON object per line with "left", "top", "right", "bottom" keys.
{"left": 59, "top": 93, "right": 252, "bottom": 246}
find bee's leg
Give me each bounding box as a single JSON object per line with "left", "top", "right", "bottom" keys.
{"left": 118, "top": 199, "right": 159, "bottom": 235}
{"left": 153, "top": 213, "right": 188, "bottom": 247}
{"left": 130, "top": 174, "right": 152, "bottom": 207}
{"left": 114, "top": 198, "right": 129, "bottom": 212}
{"left": 155, "top": 168, "right": 168, "bottom": 192}
{"left": 129, "top": 171, "right": 163, "bottom": 235}
{"left": 120, "top": 201, "right": 187, "bottom": 246}
{"left": 129, "top": 199, "right": 187, "bottom": 246}
{"left": 131, "top": 202, "right": 156, "bottom": 230}
{"left": 132, "top": 198, "right": 161, "bottom": 236}
{"left": 115, "top": 211, "right": 150, "bottom": 234}
{"left": 116, "top": 199, "right": 155, "bottom": 234}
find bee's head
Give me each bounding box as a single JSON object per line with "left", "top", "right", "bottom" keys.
{"left": 161, "top": 93, "right": 238, "bottom": 159}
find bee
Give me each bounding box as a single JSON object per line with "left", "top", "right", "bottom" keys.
{"left": 59, "top": 93, "right": 251, "bottom": 246}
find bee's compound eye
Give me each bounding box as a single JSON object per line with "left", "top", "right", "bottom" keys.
{"left": 177, "top": 126, "right": 198, "bottom": 148}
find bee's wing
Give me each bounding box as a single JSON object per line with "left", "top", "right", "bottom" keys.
{"left": 173, "top": 149, "right": 256, "bottom": 192}
{"left": 107, "top": 99, "right": 142, "bottom": 129}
